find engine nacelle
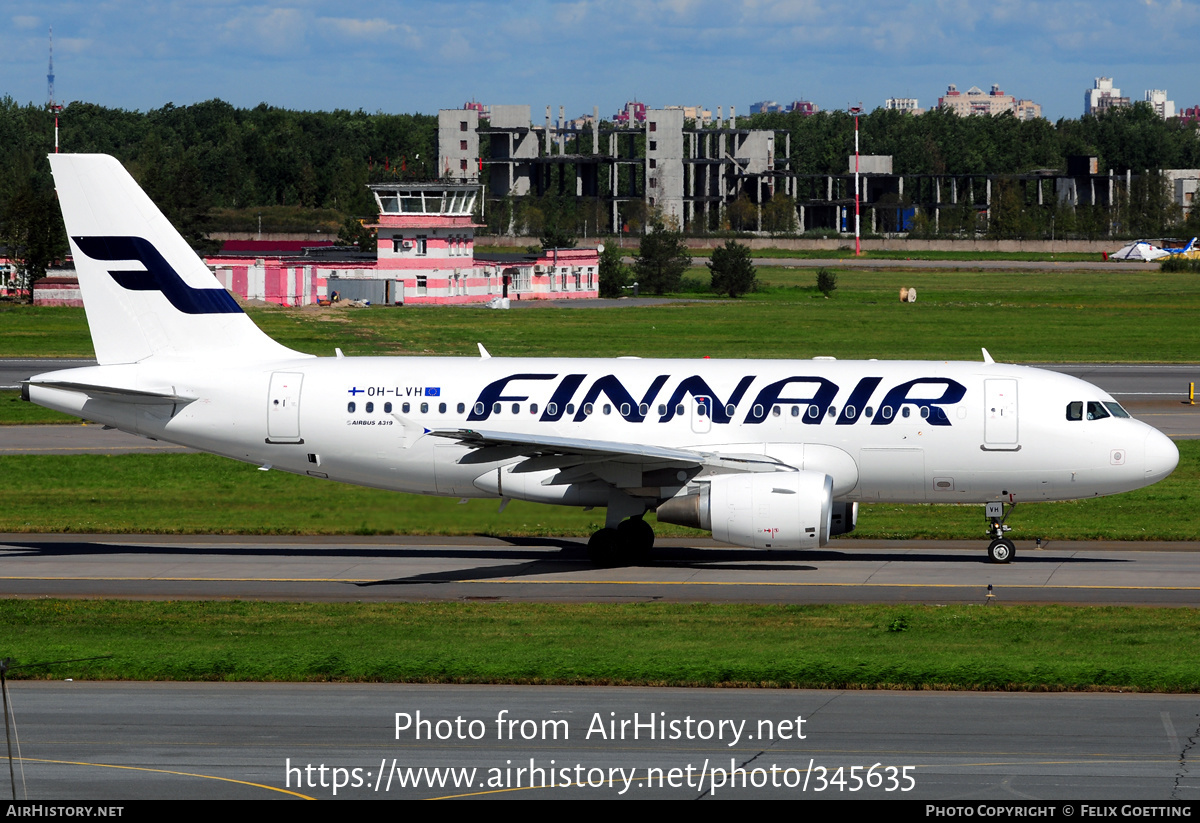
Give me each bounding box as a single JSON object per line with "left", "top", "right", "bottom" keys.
{"left": 656, "top": 471, "right": 833, "bottom": 550}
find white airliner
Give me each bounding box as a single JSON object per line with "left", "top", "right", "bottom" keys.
{"left": 24, "top": 154, "right": 1180, "bottom": 564}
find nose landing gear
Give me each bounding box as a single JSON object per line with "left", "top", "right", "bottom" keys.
{"left": 986, "top": 500, "right": 1015, "bottom": 563}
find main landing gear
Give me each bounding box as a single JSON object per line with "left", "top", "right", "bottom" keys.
{"left": 985, "top": 501, "right": 1015, "bottom": 564}
{"left": 588, "top": 516, "right": 655, "bottom": 566}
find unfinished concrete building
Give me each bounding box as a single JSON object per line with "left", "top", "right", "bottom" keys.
{"left": 437, "top": 105, "right": 790, "bottom": 234}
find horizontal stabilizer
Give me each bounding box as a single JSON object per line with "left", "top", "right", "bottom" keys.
{"left": 23, "top": 379, "right": 195, "bottom": 405}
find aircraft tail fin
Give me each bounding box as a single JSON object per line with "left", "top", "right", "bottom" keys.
{"left": 49, "top": 154, "right": 301, "bottom": 365}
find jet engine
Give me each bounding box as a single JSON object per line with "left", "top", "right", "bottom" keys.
{"left": 656, "top": 471, "right": 834, "bottom": 549}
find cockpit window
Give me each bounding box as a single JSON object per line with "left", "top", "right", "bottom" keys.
{"left": 1103, "top": 402, "right": 1131, "bottom": 419}
{"left": 1086, "top": 401, "right": 1110, "bottom": 420}
{"left": 1066, "top": 401, "right": 1082, "bottom": 421}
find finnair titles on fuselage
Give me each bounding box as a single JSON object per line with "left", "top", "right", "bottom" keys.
{"left": 24, "top": 154, "right": 1179, "bottom": 565}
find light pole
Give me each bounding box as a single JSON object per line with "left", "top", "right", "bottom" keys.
{"left": 849, "top": 104, "right": 862, "bottom": 256}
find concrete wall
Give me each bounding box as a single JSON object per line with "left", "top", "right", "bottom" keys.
{"left": 438, "top": 109, "right": 479, "bottom": 182}
{"left": 645, "top": 109, "right": 684, "bottom": 225}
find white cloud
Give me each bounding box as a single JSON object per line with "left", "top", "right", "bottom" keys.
{"left": 319, "top": 17, "right": 398, "bottom": 38}
{"left": 222, "top": 7, "right": 309, "bottom": 56}
{"left": 12, "top": 15, "right": 40, "bottom": 29}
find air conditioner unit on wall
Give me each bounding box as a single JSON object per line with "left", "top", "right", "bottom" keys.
{"left": 401, "top": 240, "right": 414, "bottom": 250}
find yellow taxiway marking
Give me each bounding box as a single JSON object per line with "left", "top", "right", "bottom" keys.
{"left": 19, "top": 757, "right": 313, "bottom": 799}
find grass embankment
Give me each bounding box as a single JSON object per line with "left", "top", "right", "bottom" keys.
{"left": 3, "top": 600, "right": 1197, "bottom": 691}
{"left": 0, "top": 442, "right": 1196, "bottom": 539}
{"left": 6, "top": 267, "right": 1200, "bottom": 363}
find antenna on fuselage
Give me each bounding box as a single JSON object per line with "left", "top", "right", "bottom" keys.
{"left": 981, "top": 348, "right": 995, "bottom": 364}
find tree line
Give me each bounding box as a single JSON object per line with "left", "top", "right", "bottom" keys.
{"left": 4, "top": 96, "right": 1200, "bottom": 295}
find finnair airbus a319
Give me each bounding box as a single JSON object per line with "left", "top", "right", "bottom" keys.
{"left": 24, "top": 154, "right": 1179, "bottom": 564}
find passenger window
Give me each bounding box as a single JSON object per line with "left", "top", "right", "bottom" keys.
{"left": 919, "top": 406, "right": 929, "bottom": 419}
{"left": 828, "top": 406, "right": 837, "bottom": 417}
{"left": 366, "top": 401, "right": 374, "bottom": 413}
{"left": 641, "top": 403, "right": 650, "bottom": 416}
{"left": 512, "top": 403, "right": 520, "bottom": 414}
{"left": 548, "top": 403, "right": 558, "bottom": 416}
{"left": 457, "top": 402, "right": 465, "bottom": 414}
{"left": 791, "top": 405, "right": 800, "bottom": 417}
{"left": 475, "top": 402, "right": 485, "bottom": 415}
{"left": 530, "top": 403, "right": 538, "bottom": 414}
{"left": 697, "top": 403, "right": 708, "bottom": 417}
{"left": 772, "top": 405, "right": 781, "bottom": 417}
{"left": 420, "top": 402, "right": 429, "bottom": 413}
{"left": 584, "top": 403, "right": 594, "bottom": 415}
{"left": 845, "top": 406, "right": 856, "bottom": 419}
{"left": 492, "top": 402, "right": 501, "bottom": 414}
{"left": 567, "top": 404, "right": 575, "bottom": 415}
{"left": 603, "top": 404, "right": 612, "bottom": 415}
{"left": 724, "top": 403, "right": 734, "bottom": 417}
{"left": 882, "top": 406, "right": 893, "bottom": 419}
{"left": 865, "top": 406, "right": 874, "bottom": 418}
{"left": 403, "top": 402, "right": 411, "bottom": 414}
{"left": 1086, "top": 401, "right": 1110, "bottom": 420}
{"left": 347, "top": 402, "right": 356, "bottom": 413}
{"left": 806, "top": 405, "right": 820, "bottom": 419}
{"left": 439, "top": 402, "right": 447, "bottom": 414}
{"left": 753, "top": 404, "right": 763, "bottom": 418}
{"left": 620, "top": 403, "right": 630, "bottom": 416}
{"left": 658, "top": 404, "right": 667, "bottom": 415}
{"left": 902, "top": 406, "right": 911, "bottom": 418}
{"left": 384, "top": 402, "right": 392, "bottom": 413}
{"left": 676, "top": 404, "right": 685, "bottom": 416}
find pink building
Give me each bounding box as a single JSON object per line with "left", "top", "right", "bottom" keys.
{"left": 612, "top": 101, "right": 647, "bottom": 126}
{"left": 205, "top": 182, "right": 598, "bottom": 307}
{"left": 366, "top": 182, "right": 598, "bottom": 304}
{"left": 35, "top": 182, "right": 599, "bottom": 309}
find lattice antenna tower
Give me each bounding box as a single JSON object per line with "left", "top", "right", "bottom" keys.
{"left": 47, "top": 26, "right": 55, "bottom": 106}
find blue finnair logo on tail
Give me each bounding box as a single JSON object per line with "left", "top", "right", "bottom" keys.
{"left": 73, "top": 236, "right": 242, "bottom": 315}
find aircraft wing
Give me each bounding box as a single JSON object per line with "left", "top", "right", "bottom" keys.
{"left": 428, "top": 427, "right": 792, "bottom": 478}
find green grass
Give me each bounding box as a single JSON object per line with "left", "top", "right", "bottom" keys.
{"left": 6, "top": 267, "right": 1200, "bottom": 363}
{"left": 0, "top": 391, "right": 82, "bottom": 425}
{"left": 244, "top": 268, "right": 1200, "bottom": 363}
{"left": 3, "top": 600, "right": 1199, "bottom": 691}
{"left": 1, "top": 442, "right": 1197, "bottom": 539}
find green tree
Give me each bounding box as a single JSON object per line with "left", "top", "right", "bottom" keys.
{"left": 598, "top": 244, "right": 628, "bottom": 298}
{"left": 725, "top": 193, "right": 757, "bottom": 232}
{"left": 337, "top": 216, "right": 377, "bottom": 252}
{"left": 538, "top": 194, "right": 577, "bottom": 251}
{"left": 707, "top": 240, "right": 758, "bottom": 297}
{"left": 0, "top": 174, "right": 66, "bottom": 302}
{"left": 634, "top": 222, "right": 691, "bottom": 295}
{"left": 762, "top": 194, "right": 798, "bottom": 235}
{"left": 817, "top": 268, "right": 837, "bottom": 297}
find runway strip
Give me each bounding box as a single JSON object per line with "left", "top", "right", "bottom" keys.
{"left": 8, "top": 682, "right": 1200, "bottom": 800}
{"left": 2, "top": 534, "right": 1198, "bottom": 605}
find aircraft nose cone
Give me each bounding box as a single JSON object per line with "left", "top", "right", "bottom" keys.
{"left": 1144, "top": 428, "right": 1179, "bottom": 484}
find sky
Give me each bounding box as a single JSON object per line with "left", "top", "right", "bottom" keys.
{"left": 2, "top": 0, "right": 1198, "bottom": 122}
